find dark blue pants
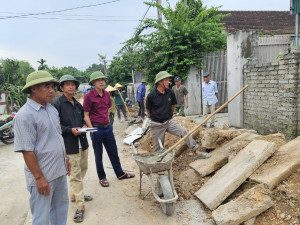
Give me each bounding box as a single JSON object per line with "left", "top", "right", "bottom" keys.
{"left": 90, "top": 125, "right": 124, "bottom": 180}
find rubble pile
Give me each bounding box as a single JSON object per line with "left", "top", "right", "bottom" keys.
{"left": 134, "top": 116, "right": 300, "bottom": 225}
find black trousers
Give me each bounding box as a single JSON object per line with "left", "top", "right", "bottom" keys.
{"left": 138, "top": 101, "right": 145, "bottom": 118}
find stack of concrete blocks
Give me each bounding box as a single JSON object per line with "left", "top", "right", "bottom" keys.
{"left": 243, "top": 47, "right": 300, "bottom": 140}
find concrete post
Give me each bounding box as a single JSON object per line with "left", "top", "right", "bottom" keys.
{"left": 227, "top": 30, "right": 258, "bottom": 128}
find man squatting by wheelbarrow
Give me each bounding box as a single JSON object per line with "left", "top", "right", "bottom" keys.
{"left": 83, "top": 71, "right": 135, "bottom": 188}
{"left": 146, "top": 71, "right": 210, "bottom": 158}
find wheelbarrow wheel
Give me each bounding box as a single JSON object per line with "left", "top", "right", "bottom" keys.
{"left": 157, "top": 175, "right": 175, "bottom": 216}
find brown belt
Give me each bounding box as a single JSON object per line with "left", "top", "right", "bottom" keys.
{"left": 92, "top": 123, "right": 109, "bottom": 129}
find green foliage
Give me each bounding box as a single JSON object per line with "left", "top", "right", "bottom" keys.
{"left": 37, "top": 58, "right": 49, "bottom": 70}
{"left": 0, "top": 59, "right": 34, "bottom": 111}
{"left": 0, "top": 57, "right": 105, "bottom": 111}
{"left": 107, "top": 52, "right": 133, "bottom": 86}
{"left": 123, "top": 0, "right": 228, "bottom": 84}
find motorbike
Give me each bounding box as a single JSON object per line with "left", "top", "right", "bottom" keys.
{"left": 0, "top": 117, "right": 14, "bottom": 145}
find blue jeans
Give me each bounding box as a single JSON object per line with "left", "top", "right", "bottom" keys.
{"left": 27, "top": 175, "right": 69, "bottom": 225}
{"left": 90, "top": 125, "right": 125, "bottom": 180}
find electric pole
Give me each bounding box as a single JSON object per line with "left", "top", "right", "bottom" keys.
{"left": 184, "top": 0, "right": 187, "bottom": 7}
{"left": 157, "top": 0, "right": 162, "bottom": 21}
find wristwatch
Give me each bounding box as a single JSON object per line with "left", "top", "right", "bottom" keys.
{"left": 65, "top": 156, "right": 70, "bottom": 161}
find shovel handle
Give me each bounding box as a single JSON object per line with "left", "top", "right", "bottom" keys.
{"left": 165, "top": 85, "right": 249, "bottom": 154}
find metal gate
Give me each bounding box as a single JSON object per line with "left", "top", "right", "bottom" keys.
{"left": 202, "top": 51, "right": 228, "bottom": 113}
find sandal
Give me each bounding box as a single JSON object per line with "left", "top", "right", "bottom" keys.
{"left": 73, "top": 209, "right": 84, "bottom": 223}
{"left": 193, "top": 152, "right": 211, "bottom": 159}
{"left": 118, "top": 173, "right": 135, "bottom": 180}
{"left": 70, "top": 195, "right": 93, "bottom": 202}
{"left": 99, "top": 178, "right": 109, "bottom": 187}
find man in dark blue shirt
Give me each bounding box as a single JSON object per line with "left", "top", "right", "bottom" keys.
{"left": 146, "top": 71, "right": 210, "bottom": 159}
{"left": 136, "top": 78, "right": 147, "bottom": 119}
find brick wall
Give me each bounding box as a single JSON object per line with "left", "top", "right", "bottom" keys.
{"left": 243, "top": 47, "right": 300, "bottom": 140}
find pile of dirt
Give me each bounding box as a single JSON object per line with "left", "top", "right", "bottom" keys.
{"left": 134, "top": 116, "right": 299, "bottom": 224}
{"left": 255, "top": 171, "right": 300, "bottom": 225}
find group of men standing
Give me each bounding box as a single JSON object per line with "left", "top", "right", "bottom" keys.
{"left": 14, "top": 71, "right": 134, "bottom": 224}
{"left": 137, "top": 71, "right": 218, "bottom": 127}
{"left": 13, "top": 69, "right": 218, "bottom": 225}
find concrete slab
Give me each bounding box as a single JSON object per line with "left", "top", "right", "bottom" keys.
{"left": 243, "top": 217, "right": 256, "bottom": 225}
{"left": 250, "top": 136, "right": 300, "bottom": 190}
{"left": 167, "top": 200, "right": 215, "bottom": 225}
{"left": 212, "top": 185, "right": 273, "bottom": 225}
{"left": 125, "top": 124, "right": 140, "bottom": 135}
{"left": 190, "top": 132, "right": 260, "bottom": 177}
{"left": 195, "top": 140, "right": 276, "bottom": 210}
{"left": 201, "top": 129, "right": 256, "bottom": 149}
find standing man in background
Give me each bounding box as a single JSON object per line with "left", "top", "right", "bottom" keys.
{"left": 136, "top": 78, "right": 147, "bottom": 119}
{"left": 202, "top": 72, "right": 218, "bottom": 128}
{"left": 115, "top": 83, "right": 129, "bottom": 122}
{"left": 52, "top": 74, "right": 92, "bottom": 223}
{"left": 14, "top": 71, "right": 70, "bottom": 225}
{"left": 172, "top": 76, "right": 188, "bottom": 117}
{"left": 105, "top": 85, "right": 117, "bottom": 126}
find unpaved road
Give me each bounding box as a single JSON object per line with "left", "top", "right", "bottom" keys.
{"left": 0, "top": 119, "right": 214, "bottom": 225}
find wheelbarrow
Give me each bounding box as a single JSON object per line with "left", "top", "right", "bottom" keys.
{"left": 131, "top": 143, "right": 178, "bottom": 216}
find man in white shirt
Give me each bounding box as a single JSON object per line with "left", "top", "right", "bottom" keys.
{"left": 202, "top": 72, "right": 218, "bottom": 128}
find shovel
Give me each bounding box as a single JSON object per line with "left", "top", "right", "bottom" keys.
{"left": 156, "top": 85, "right": 249, "bottom": 162}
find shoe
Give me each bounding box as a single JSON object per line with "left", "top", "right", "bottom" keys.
{"left": 125, "top": 117, "right": 130, "bottom": 121}
{"left": 210, "top": 124, "right": 215, "bottom": 128}
{"left": 202, "top": 124, "right": 207, "bottom": 128}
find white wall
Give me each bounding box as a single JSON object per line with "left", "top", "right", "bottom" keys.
{"left": 183, "top": 66, "right": 202, "bottom": 116}
{"left": 227, "top": 30, "right": 258, "bottom": 128}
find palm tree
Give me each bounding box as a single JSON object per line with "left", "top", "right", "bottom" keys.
{"left": 37, "top": 59, "right": 48, "bottom": 70}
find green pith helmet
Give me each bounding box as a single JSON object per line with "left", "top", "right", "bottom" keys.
{"left": 22, "top": 70, "right": 58, "bottom": 94}
{"left": 154, "top": 71, "right": 173, "bottom": 84}
{"left": 141, "top": 78, "right": 147, "bottom": 83}
{"left": 58, "top": 74, "right": 79, "bottom": 92}
{"left": 89, "top": 71, "right": 106, "bottom": 85}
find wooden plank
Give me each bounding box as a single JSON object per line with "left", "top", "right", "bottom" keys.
{"left": 195, "top": 140, "right": 277, "bottom": 210}
{"left": 249, "top": 136, "right": 300, "bottom": 189}
{"left": 212, "top": 185, "right": 273, "bottom": 225}
{"left": 190, "top": 132, "right": 260, "bottom": 177}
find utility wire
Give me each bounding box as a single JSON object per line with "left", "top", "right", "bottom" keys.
{"left": 0, "top": 0, "right": 120, "bottom": 20}
{"left": 9, "top": 16, "right": 138, "bottom": 22}
{"left": 131, "top": 0, "right": 154, "bottom": 39}
{"left": 0, "top": 12, "right": 156, "bottom": 18}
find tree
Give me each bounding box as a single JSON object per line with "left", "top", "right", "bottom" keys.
{"left": 98, "top": 54, "right": 107, "bottom": 75}
{"left": 37, "top": 58, "right": 49, "bottom": 70}
{"left": 0, "top": 59, "right": 34, "bottom": 110}
{"left": 107, "top": 52, "right": 134, "bottom": 86}
{"left": 123, "top": 0, "right": 229, "bottom": 84}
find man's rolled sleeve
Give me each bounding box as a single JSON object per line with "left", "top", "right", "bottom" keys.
{"left": 13, "top": 115, "right": 36, "bottom": 152}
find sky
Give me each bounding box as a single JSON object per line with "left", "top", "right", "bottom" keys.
{"left": 0, "top": 0, "right": 290, "bottom": 71}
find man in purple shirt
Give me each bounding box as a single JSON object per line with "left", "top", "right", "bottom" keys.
{"left": 83, "top": 71, "right": 135, "bottom": 187}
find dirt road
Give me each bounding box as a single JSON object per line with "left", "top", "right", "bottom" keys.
{"left": 0, "top": 119, "right": 213, "bottom": 225}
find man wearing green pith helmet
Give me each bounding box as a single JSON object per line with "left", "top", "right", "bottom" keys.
{"left": 146, "top": 71, "right": 210, "bottom": 159}
{"left": 13, "top": 70, "right": 71, "bottom": 225}
{"left": 52, "top": 74, "right": 92, "bottom": 223}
